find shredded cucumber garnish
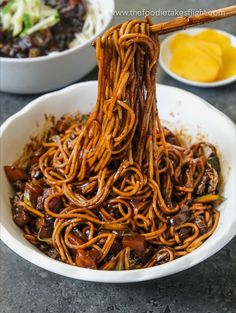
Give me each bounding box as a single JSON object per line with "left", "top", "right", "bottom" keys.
{"left": 24, "top": 11, "right": 60, "bottom": 35}
{"left": 0, "top": 0, "right": 60, "bottom": 37}
{"left": 23, "top": 13, "right": 33, "bottom": 29}
{"left": 2, "top": 0, "right": 16, "bottom": 14}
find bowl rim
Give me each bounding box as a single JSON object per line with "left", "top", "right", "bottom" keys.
{"left": 0, "top": 81, "right": 236, "bottom": 283}
{"left": 159, "top": 27, "right": 236, "bottom": 88}
{"left": 0, "top": 0, "right": 115, "bottom": 64}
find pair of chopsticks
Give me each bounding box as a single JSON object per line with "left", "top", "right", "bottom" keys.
{"left": 150, "top": 5, "right": 236, "bottom": 34}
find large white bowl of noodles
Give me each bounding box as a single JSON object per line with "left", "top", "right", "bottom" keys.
{"left": 0, "top": 81, "right": 235, "bottom": 283}
{"left": 0, "top": 0, "right": 114, "bottom": 94}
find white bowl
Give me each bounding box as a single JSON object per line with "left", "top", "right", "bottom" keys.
{"left": 0, "top": 81, "right": 235, "bottom": 283}
{"left": 159, "top": 28, "right": 236, "bottom": 88}
{"left": 0, "top": 0, "right": 114, "bottom": 94}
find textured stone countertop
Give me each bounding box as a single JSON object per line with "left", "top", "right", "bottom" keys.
{"left": 0, "top": 1, "right": 235, "bottom": 312}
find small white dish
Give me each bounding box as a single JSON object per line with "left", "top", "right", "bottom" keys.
{"left": 0, "top": 81, "right": 235, "bottom": 283}
{"left": 159, "top": 27, "right": 236, "bottom": 88}
{"left": 0, "top": 0, "right": 114, "bottom": 94}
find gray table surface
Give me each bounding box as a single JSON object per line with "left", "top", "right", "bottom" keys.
{"left": 1, "top": 1, "right": 236, "bottom": 312}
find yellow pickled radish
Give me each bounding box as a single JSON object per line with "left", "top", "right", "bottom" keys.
{"left": 170, "top": 33, "right": 191, "bottom": 52}
{"left": 220, "top": 45, "right": 236, "bottom": 79}
{"left": 193, "top": 39, "right": 222, "bottom": 65}
{"left": 170, "top": 40, "right": 222, "bottom": 82}
{"left": 194, "top": 29, "right": 230, "bottom": 46}
{"left": 169, "top": 29, "right": 236, "bottom": 82}
{"left": 194, "top": 29, "right": 236, "bottom": 78}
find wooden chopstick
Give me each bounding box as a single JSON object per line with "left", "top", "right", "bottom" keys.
{"left": 150, "top": 5, "right": 236, "bottom": 34}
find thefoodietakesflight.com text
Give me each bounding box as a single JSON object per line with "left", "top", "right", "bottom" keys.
{"left": 113, "top": 8, "right": 226, "bottom": 18}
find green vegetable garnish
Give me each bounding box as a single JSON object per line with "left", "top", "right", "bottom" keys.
{"left": 2, "top": 0, "right": 16, "bottom": 14}
{"left": 25, "top": 12, "right": 60, "bottom": 35}
{"left": 0, "top": 0, "right": 60, "bottom": 37}
{"left": 23, "top": 13, "right": 33, "bottom": 30}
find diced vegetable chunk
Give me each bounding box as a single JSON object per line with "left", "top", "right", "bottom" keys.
{"left": 4, "top": 166, "right": 28, "bottom": 182}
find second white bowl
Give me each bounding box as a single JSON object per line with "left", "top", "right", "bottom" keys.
{"left": 159, "top": 27, "right": 236, "bottom": 88}
{"left": 0, "top": 0, "right": 114, "bottom": 94}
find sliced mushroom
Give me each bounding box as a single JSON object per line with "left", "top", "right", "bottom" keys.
{"left": 206, "top": 167, "right": 219, "bottom": 194}
{"left": 196, "top": 173, "right": 209, "bottom": 195}
{"left": 207, "top": 153, "right": 220, "bottom": 172}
